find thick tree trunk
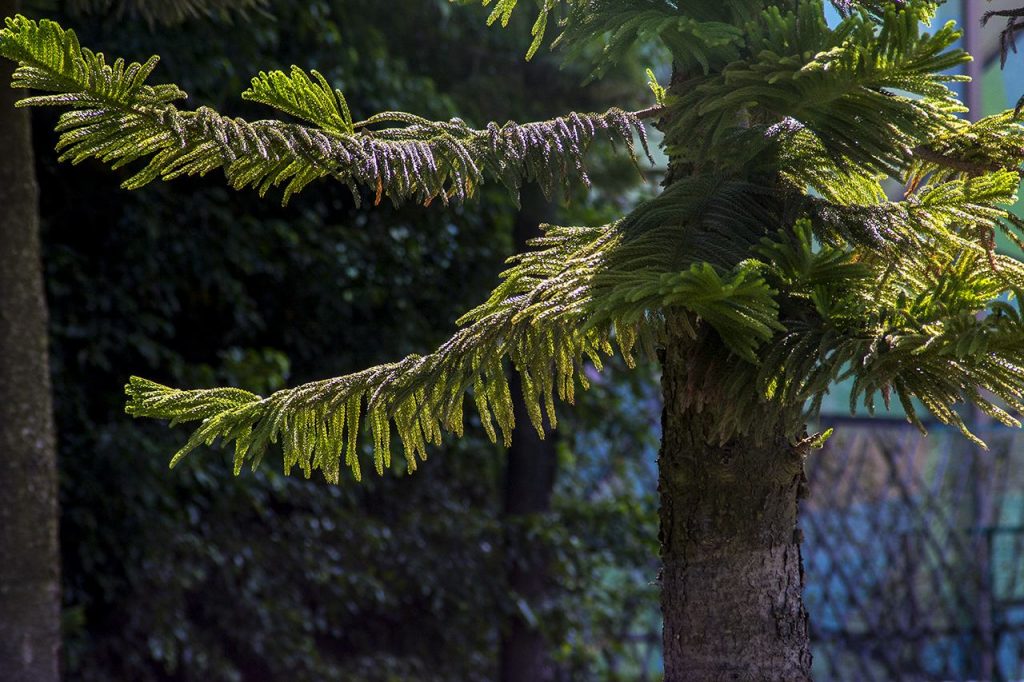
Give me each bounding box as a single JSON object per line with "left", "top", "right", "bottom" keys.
{"left": 500, "top": 183, "right": 558, "bottom": 682}
{"left": 0, "top": 1, "right": 62, "bottom": 677}
{"left": 658, "top": 334, "right": 811, "bottom": 681}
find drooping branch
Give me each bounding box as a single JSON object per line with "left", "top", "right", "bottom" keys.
{"left": 124, "top": 179, "right": 806, "bottom": 483}
{"left": 982, "top": 6, "right": 1024, "bottom": 68}
{"left": 0, "top": 15, "right": 652, "bottom": 205}
{"left": 11, "top": 0, "right": 1024, "bottom": 481}
{"left": 911, "top": 146, "right": 1008, "bottom": 176}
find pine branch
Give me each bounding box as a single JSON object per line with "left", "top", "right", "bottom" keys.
{"left": 0, "top": 15, "right": 651, "bottom": 205}
{"left": 983, "top": 5, "right": 1024, "bottom": 70}
{"left": 906, "top": 112, "right": 1024, "bottom": 185}
{"left": 557, "top": 0, "right": 745, "bottom": 79}
{"left": 808, "top": 169, "right": 1021, "bottom": 259}
{"left": 467, "top": 0, "right": 751, "bottom": 78}
{"left": 19, "top": 0, "right": 1024, "bottom": 477}
{"left": 472, "top": 0, "right": 567, "bottom": 60}
{"left": 911, "top": 146, "right": 1007, "bottom": 176}
{"left": 125, "top": 199, "right": 783, "bottom": 482}
{"left": 666, "top": 0, "right": 970, "bottom": 176}
{"left": 728, "top": 223, "right": 1024, "bottom": 446}
{"left": 122, "top": 157, "right": 1024, "bottom": 471}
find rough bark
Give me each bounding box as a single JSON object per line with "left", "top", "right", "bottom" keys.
{"left": 500, "top": 183, "right": 558, "bottom": 682}
{"left": 0, "top": 1, "right": 62, "bottom": 677}
{"left": 658, "top": 334, "right": 811, "bottom": 681}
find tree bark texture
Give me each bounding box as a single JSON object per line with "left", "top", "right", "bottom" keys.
{"left": 500, "top": 183, "right": 558, "bottom": 682}
{"left": 0, "top": 1, "right": 62, "bottom": 677}
{"left": 658, "top": 334, "right": 811, "bottom": 681}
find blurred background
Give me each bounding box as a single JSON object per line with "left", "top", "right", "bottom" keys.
{"left": 14, "top": 0, "right": 1024, "bottom": 680}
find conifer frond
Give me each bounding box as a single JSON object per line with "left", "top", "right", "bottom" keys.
{"left": 100, "top": 104, "right": 1024, "bottom": 465}
{"left": 906, "top": 112, "right": 1024, "bottom": 185}
{"left": 466, "top": 0, "right": 761, "bottom": 75}
{"left": 667, "top": 0, "right": 968, "bottom": 175}
{"left": 603, "top": 169, "right": 1024, "bottom": 444}
{"left": 122, "top": 148, "right": 1024, "bottom": 475}
{"left": 468, "top": 0, "right": 751, "bottom": 77}
{"left": 471, "top": 0, "right": 566, "bottom": 59}
{"left": 705, "top": 224, "right": 1024, "bottom": 445}
{"left": 809, "top": 170, "right": 1020, "bottom": 259}
{"left": 125, "top": 200, "right": 783, "bottom": 482}
{"left": 805, "top": 261, "right": 1024, "bottom": 446}
{"left": 982, "top": 5, "right": 1024, "bottom": 71}
{"left": 557, "top": 0, "right": 744, "bottom": 78}
{"left": 244, "top": 67, "right": 355, "bottom": 135}
{"left": 734, "top": 119, "right": 883, "bottom": 205}
{"left": 0, "top": 15, "right": 650, "bottom": 205}
{"left": 12, "top": 0, "right": 1024, "bottom": 477}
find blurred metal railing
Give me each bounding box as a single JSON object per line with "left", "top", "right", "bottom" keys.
{"left": 805, "top": 418, "right": 1024, "bottom": 681}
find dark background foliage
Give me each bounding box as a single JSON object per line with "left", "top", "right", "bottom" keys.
{"left": 25, "top": 1, "right": 661, "bottom": 679}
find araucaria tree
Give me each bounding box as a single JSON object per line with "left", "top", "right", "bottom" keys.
{"left": 6, "top": 0, "right": 1024, "bottom": 676}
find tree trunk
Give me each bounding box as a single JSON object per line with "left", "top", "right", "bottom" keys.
{"left": 500, "top": 183, "right": 558, "bottom": 682}
{"left": 0, "top": 0, "right": 62, "bottom": 677}
{"left": 658, "top": 333, "right": 811, "bottom": 681}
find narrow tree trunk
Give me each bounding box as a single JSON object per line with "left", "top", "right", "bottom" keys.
{"left": 658, "top": 334, "right": 811, "bottom": 681}
{"left": 500, "top": 183, "right": 558, "bottom": 682}
{"left": 0, "top": 0, "right": 62, "bottom": 677}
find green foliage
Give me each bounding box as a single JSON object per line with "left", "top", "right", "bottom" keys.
{"left": 123, "top": 204, "right": 780, "bottom": 481}
{"left": 243, "top": 67, "right": 355, "bottom": 134}
{"left": 558, "top": 0, "right": 745, "bottom": 79}
{"left": 474, "top": 0, "right": 562, "bottom": 59}
{"left": 0, "top": 15, "right": 648, "bottom": 205}
{"left": 10, "top": 0, "right": 1024, "bottom": 471}
{"left": 45, "top": 2, "right": 660, "bottom": 679}
{"left": 666, "top": 1, "right": 970, "bottom": 174}
{"left": 645, "top": 67, "right": 665, "bottom": 106}
{"left": 468, "top": 0, "right": 748, "bottom": 77}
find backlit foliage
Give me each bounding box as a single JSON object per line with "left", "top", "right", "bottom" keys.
{"left": 0, "top": 16, "right": 648, "bottom": 205}
{"left": 4, "top": 0, "right": 1024, "bottom": 481}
